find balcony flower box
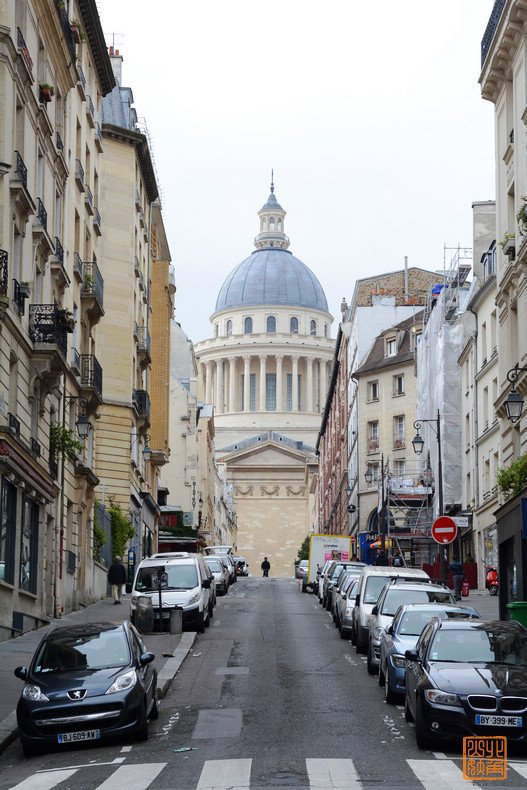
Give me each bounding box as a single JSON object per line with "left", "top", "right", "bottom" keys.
{"left": 70, "top": 20, "right": 85, "bottom": 44}
{"left": 39, "top": 84, "right": 55, "bottom": 103}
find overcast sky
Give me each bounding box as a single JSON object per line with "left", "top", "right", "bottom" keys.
{"left": 98, "top": 1, "right": 496, "bottom": 343}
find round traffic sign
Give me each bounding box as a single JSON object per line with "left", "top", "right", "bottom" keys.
{"left": 431, "top": 516, "right": 457, "bottom": 545}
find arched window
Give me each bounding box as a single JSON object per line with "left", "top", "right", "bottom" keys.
{"left": 310, "top": 320, "right": 317, "bottom": 336}
{"left": 269, "top": 216, "right": 275, "bottom": 230}
{"left": 290, "top": 316, "right": 298, "bottom": 333}
{"left": 226, "top": 319, "right": 232, "bottom": 336}
{"left": 266, "top": 315, "right": 276, "bottom": 333}
{"left": 244, "top": 316, "right": 253, "bottom": 334}
{"left": 261, "top": 217, "right": 266, "bottom": 231}
{"left": 277, "top": 218, "right": 282, "bottom": 229}
{"left": 324, "top": 323, "right": 329, "bottom": 338}
{"left": 214, "top": 323, "right": 219, "bottom": 337}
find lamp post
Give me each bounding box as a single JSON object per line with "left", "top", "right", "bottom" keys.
{"left": 365, "top": 453, "right": 386, "bottom": 557}
{"left": 411, "top": 409, "right": 445, "bottom": 581}
{"left": 503, "top": 365, "right": 527, "bottom": 423}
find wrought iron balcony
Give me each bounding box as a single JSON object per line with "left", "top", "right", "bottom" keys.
{"left": 135, "top": 190, "right": 141, "bottom": 210}
{"left": 75, "top": 159, "right": 85, "bottom": 191}
{"left": 71, "top": 346, "right": 81, "bottom": 374}
{"left": 481, "top": 0, "right": 505, "bottom": 67}
{"left": 8, "top": 412, "right": 20, "bottom": 438}
{"left": 85, "top": 184, "right": 94, "bottom": 214}
{"left": 10, "top": 151, "right": 34, "bottom": 219}
{"left": 14, "top": 150, "right": 27, "bottom": 188}
{"left": 81, "top": 261, "right": 104, "bottom": 317}
{"left": 0, "top": 249, "right": 7, "bottom": 295}
{"left": 49, "top": 457, "right": 58, "bottom": 479}
{"left": 17, "top": 27, "right": 33, "bottom": 72}
{"left": 30, "top": 437, "right": 41, "bottom": 457}
{"left": 54, "top": 237, "right": 64, "bottom": 265}
{"left": 74, "top": 252, "right": 84, "bottom": 282}
{"left": 132, "top": 388, "right": 151, "bottom": 422}
{"left": 134, "top": 256, "right": 141, "bottom": 276}
{"left": 93, "top": 207, "right": 101, "bottom": 235}
{"left": 135, "top": 324, "right": 151, "bottom": 366}
{"left": 77, "top": 64, "right": 86, "bottom": 98}
{"left": 29, "top": 304, "right": 68, "bottom": 357}
{"left": 80, "top": 353, "right": 103, "bottom": 403}
{"left": 139, "top": 207, "right": 145, "bottom": 228}
{"left": 56, "top": 131, "right": 64, "bottom": 151}
{"left": 55, "top": 1, "right": 76, "bottom": 59}
{"left": 95, "top": 123, "right": 103, "bottom": 151}
{"left": 36, "top": 197, "right": 47, "bottom": 231}
{"left": 86, "top": 95, "right": 95, "bottom": 127}
{"left": 13, "top": 279, "right": 28, "bottom": 315}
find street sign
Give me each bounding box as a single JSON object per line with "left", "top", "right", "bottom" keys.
{"left": 431, "top": 515, "right": 458, "bottom": 545}
{"left": 453, "top": 516, "right": 469, "bottom": 529}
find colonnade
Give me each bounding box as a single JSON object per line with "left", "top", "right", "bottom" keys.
{"left": 203, "top": 354, "right": 331, "bottom": 414}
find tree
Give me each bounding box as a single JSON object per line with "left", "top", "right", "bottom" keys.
{"left": 296, "top": 535, "right": 310, "bottom": 562}
{"left": 108, "top": 503, "right": 135, "bottom": 559}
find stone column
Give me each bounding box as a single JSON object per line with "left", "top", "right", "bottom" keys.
{"left": 215, "top": 359, "right": 223, "bottom": 414}
{"left": 292, "top": 355, "right": 299, "bottom": 412}
{"left": 306, "top": 357, "right": 314, "bottom": 412}
{"left": 243, "top": 356, "right": 251, "bottom": 412}
{"left": 275, "top": 355, "right": 283, "bottom": 411}
{"left": 320, "top": 358, "right": 328, "bottom": 406}
{"left": 259, "top": 355, "right": 267, "bottom": 411}
{"left": 205, "top": 361, "right": 212, "bottom": 404}
{"left": 228, "top": 357, "right": 236, "bottom": 413}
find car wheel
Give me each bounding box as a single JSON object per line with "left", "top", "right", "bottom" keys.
{"left": 366, "top": 642, "right": 376, "bottom": 675}
{"left": 197, "top": 613, "right": 205, "bottom": 634}
{"left": 355, "top": 634, "right": 365, "bottom": 654}
{"left": 332, "top": 610, "right": 337, "bottom": 623}
{"left": 415, "top": 699, "right": 433, "bottom": 749}
{"left": 136, "top": 699, "right": 149, "bottom": 741}
{"left": 208, "top": 600, "right": 214, "bottom": 619}
{"left": 384, "top": 669, "right": 398, "bottom": 704}
{"left": 325, "top": 598, "right": 332, "bottom": 612}
{"left": 378, "top": 661, "right": 385, "bottom": 686}
{"left": 149, "top": 687, "right": 160, "bottom": 720}
{"left": 351, "top": 624, "right": 357, "bottom": 646}
{"left": 404, "top": 693, "right": 414, "bottom": 723}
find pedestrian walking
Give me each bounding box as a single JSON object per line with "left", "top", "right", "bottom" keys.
{"left": 448, "top": 554, "right": 465, "bottom": 601}
{"left": 393, "top": 551, "right": 404, "bottom": 567}
{"left": 261, "top": 557, "right": 271, "bottom": 577}
{"left": 108, "top": 556, "right": 127, "bottom": 604}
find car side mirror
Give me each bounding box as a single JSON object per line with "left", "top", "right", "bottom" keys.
{"left": 371, "top": 605, "right": 378, "bottom": 616}
{"left": 405, "top": 649, "right": 419, "bottom": 662}
{"left": 355, "top": 594, "right": 359, "bottom": 606}
{"left": 14, "top": 666, "right": 28, "bottom": 680}
{"left": 139, "top": 651, "right": 155, "bottom": 666}
{"left": 386, "top": 625, "right": 393, "bottom": 636}
{"left": 202, "top": 578, "right": 211, "bottom": 589}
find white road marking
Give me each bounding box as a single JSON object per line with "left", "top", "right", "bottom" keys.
{"left": 94, "top": 763, "right": 166, "bottom": 790}
{"left": 37, "top": 761, "right": 122, "bottom": 772}
{"left": 196, "top": 758, "right": 252, "bottom": 789}
{"left": 112, "top": 758, "right": 126, "bottom": 764}
{"left": 213, "top": 619, "right": 221, "bottom": 626}
{"left": 306, "top": 758, "right": 361, "bottom": 788}
{"left": 407, "top": 759, "right": 482, "bottom": 789}
{"left": 11, "top": 770, "right": 78, "bottom": 789}
{"left": 120, "top": 746, "right": 133, "bottom": 753}
{"left": 509, "top": 762, "right": 527, "bottom": 779}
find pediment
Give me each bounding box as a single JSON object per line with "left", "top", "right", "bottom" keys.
{"left": 221, "top": 439, "right": 311, "bottom": 467}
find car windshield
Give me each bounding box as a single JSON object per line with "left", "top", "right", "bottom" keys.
{"left": 364, "top": 576, "right": 392, "bottom": 603}
{"left": 341, "top": 575, "right": 355, "bottom": 594}
{"left": 381, "top": 589, "right": 453, "bottom": 616}
{"left": 136, "top": 565, "right": 198, "bottom": 591}
{"left": 205, "top": 560, "right": 223, "bottom": 572}
{"left": 33, "top": 628, "right": 130, "bottom": 673}
{"left": 399, "top": 609, "right": 470, "bottom": 636}
{"left": 430, "top": 626, "right": 527, "bottom": 664}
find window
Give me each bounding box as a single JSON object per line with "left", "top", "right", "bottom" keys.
{"left": 367, "top": 380, "right": 379, "bottom": 401}
{"left": 242, "top": 374, "right": 257, "bottom": 411}
{"left": 290, "top": 317, "right": 298, "bottom": 333}
{"left": 0, "top": 478, "right": 16, "bottom": 584}
{"left": 244, "top": 316, "right": 253, "bottom": 334}
{"left": 324, "top": 324, "right": 329, "bottom": 338}
{"left": 266, "top": 373, "right": 276, "bottom": 411}
{"left": 393, "top": 416, "right": 405, "bottom": 449}
{"left": 483, "top": 242, "right": 496, "bottom": 280}
{"left": 269, "top": 216, "right": 275, "bottom": 230}
{"left": 393, "top": 374, "right": 405, "bottom": 396}
{"left": 393, "top": 459, "right": 406, "bottom": 477}
{"left": 310, "top": 320, "right": 317, "bottom": 336}
{"left": 286, "top": 374, "right": 301, "bottom": 411}
{"left": 266, "top": 316, "right": 276, "bottom": 333}
{"left": 214, "top": 323, "right": 219, "bottom": 337}
{"left": 385, "top": 337, "right": 397, "bottom": 357}
{"left": 368, "top": 421, "right": 379, "bottom": 452}
{"left": 20, "top": 497, "right": 39, "bottom": 593}
{"left": 411, "top": 330, "right": 422, "bottom": 351}
{"left": 226, "top": 320, "right": 232, "bottom": 336}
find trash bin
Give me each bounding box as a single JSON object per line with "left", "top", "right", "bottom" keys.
{"left": 136, "top": 596, "right": 154, "bottom": 634}
{"left": 506, "top": 601, "right": 527, "bottom": 627}
{"left": 169, "top": 606, "right": 183, "bottom": 635}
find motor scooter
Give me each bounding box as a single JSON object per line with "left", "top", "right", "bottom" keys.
{"left": 486, "top": 565, "right": 499, "bottom": 596}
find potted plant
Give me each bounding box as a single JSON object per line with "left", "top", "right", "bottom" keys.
{"left": 18, "top": 281, "right": 31, "bottom": 298}
{"left": 499, "top": 232, "right": 516, "bottom": 258}
{"left": 57, "top": 308, "right": 75, "bottom": 332}
{"left": 517, "top": 196, "right": 527, "bottom": 237}
{"left": 70, "top": 19, "right": 85, "bottom": 44}
{"left": 39, "top": 83, "right": 55, "bottom": 103}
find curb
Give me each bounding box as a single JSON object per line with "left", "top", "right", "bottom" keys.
{"left": 0, "top": 631, "right": 197, "bottom": 755}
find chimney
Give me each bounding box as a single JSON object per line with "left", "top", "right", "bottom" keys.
{"left": 108, "top": 46, "right": 123, "bottom": 86}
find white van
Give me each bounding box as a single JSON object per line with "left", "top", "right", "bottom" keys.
{"left": 130, "top": 553, "right": 213, "bottom": 633}
{"left": 204, "top": 545, "right": 233, "bottom": 556}
{"left": 351, "top": 566, "right": 430, "bottom": 654}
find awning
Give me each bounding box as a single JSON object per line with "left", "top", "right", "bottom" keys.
{"left": 0, "top": 439, "right": 54, "bottom": 501}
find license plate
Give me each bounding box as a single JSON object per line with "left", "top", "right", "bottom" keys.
{"left": 57, "top": 729, "right": 100, "bottom": 743}
{"left": 475, "top": 714, "right": 522, "bottom": 727}
{"left": 154, "top": 612, "right": 170, "bottom": 619}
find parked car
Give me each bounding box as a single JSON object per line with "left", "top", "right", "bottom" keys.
{"left": 366, "top": 579, "right": 456, "bottom": 675}
{"left": 317, "top": 560, "right": 333, "bottom": 603}
{"left": 204, "top": 545, "right": 233, "bottom": 556}
{"left": 335, "top": 576, "right": 359, "bottom": 635}
{"left": 379, "top": 603, "right": 480, "bottom": 703}
{"left": 233, "top": 556, "right": 249, "bottom": 576}
{"left": 223, "top": 554, "right": 237, "bottom": 584}
{"left": 14, "top": 621, "right": 158, "bottom": 756}
{"left": 352, "top": 566, "right": 430, "bottom": 654}
{"left": 204, "top": 555, "right": 230, "bottom": 595}
{"left": 130, "top": 553, "right": 213, "bottom": 633}
{"left": 331, "top": 565, "right": 365, "bottom": 623}
{"left": 323, "top": 561, "right": 365, "bottom": 612}
{"left": 404, "top": 619, "right": 527, "bottom": 749}
{"left": 296, "top": 559, "right": 309, "bottom": 579}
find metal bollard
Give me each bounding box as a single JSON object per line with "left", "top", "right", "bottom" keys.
{"left": 169, "top": 607, "right": 183, "bottom": 634}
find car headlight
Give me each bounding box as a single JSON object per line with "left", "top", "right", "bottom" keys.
{"left": 424, "top": 689, "right": 461, "bottom": 707}
{"left": 105, "top": 670, "right": 137, "bottom": 694}
{"left": 187, "top": 590, "right": 201, "bottom": 605}
{"left": 372, "top": 626, "right": 384, "bottom": 641}
{"left": 391, "top": 654, "right": 407, "bottom": 669}
{"left": 22, "top": 684, "right": 50, "bottom": 702}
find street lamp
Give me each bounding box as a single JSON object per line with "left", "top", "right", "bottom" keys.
{"left": 364, "top": 466, "right": 373, "bottom": 485}
{"left": 412, "top": 410, "right": 445, "bottom": 581}
{"left": 504, "top": 365, "right": 527, "bottom": 423}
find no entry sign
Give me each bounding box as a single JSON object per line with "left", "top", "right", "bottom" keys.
{"left": 431, "top": 516, "right": 458, "bottom": 545}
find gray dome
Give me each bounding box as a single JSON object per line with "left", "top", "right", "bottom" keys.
{"left": 215, "top": 248, "right": 328, "bottom": 313}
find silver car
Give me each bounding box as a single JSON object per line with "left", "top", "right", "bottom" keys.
{"left": 204, "top": 555, "right": 230, "bottom": 595}
{"left": 336, "top": 577, "right": 359, "bottom": 638}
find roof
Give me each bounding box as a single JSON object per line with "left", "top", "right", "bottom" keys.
{"left": 214, "top": 248, "right": 328, "bottom": 313}
{"left": 353, "top": 312, "right": 424, "bottom": 377}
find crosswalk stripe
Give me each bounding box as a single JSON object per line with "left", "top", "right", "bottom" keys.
{"left": 94, "top": 763, "right": 166, "bottom": 790}
{"left": 196, "top": 758, "right": 252, "bottom": 789}
{"left": 10, "top": 769, "right": 78, "bottom": 790}
{"left": 509, "top": 762, "right": 527, "bottom": 780}
{"left": 306, "top": 758, "right": 361, "bottom": 788}
{"left": 407, "top": 759, "right": 482, "bottom": 789}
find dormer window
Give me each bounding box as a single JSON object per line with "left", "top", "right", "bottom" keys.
{"left": 226, "top": 319, "right": 232, "bottom": 336}
{"left": 244, "top": 316, "right": 253, "bottom": 334}
{"left": 266, "top": 315, "right": 276, "bottom": 333}
{"left": 290, "top": 316, "right": 298, "bottom": 333}
{"left": 385, "top": 336, "right": 397, "bottom": 357}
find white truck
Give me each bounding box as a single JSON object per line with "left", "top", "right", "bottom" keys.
{"left": 307, "top": 534, "right": 353, "bottom": 583}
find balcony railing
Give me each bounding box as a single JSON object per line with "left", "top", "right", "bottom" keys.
{"left": 30, "top": 437, "right": 41, "bottom": 457}
{"left": 132, "top": 388, "right": 150, "bottom": 421}
{"left": 135, "top": 190, "right": 141, "bottom": 210}
{"left": 75, "top": 159, "right": 85, "bottom": 191}
{"left": 17, "top": 27, "right": 33, "bottom": 71}
{"left": 135, "top": 325, "right": 151, "bottom": 355}
{"left": 29, "top": 304, "right": 68, "bottom": 357}
{"left": 36, "top": 197, "right": 47, "bottom": 231}
{"left": 14, "top": 150, "right": 28, "bottom": 188}
{"left": 8, "top": 412, "right": 20, "bottom": 438}
{"left": 0, "top": 249, "right": 7, "bottom": 295}
{"left": 74, "top": 252, "right": 84, "bottom": 282}
{"left": 86, "top": 94, "right": 95, "bottom": 123}
{"left": 54, "top": 237, "right": 64, "bottom": 265}
{"left": 95, "top": 122, "right": 103, "bottom": 150}
{"left": 93, "top": 207, "right": 101, "bottom": 235}
{"left": 71, "top": 346, "right": 81, "bottom": 374}
{"left": 56, "top": 131, "right": 64, "bottom": 151}
{"left": 481, "top": 0, "right": 505, "bottom": 67}
{"left": 80, "top": 353, "right": 103, "bottom": 401}
{"left": 55, "top": 1, "right": 76, "bottom": 59}
{"left": 85, "top": 184, "right": 93, "bottom": 213}
{"left": 81, "top": 261, "right": 104, "bottom": 313}
{"left": 13, "top": 279, "right": 27, "bottom": 315}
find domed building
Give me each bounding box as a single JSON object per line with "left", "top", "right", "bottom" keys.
{"left": 195, "top": 180, "right": 334, "bottom": 575}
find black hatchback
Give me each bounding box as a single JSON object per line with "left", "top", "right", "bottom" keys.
{"left": 14, "top": 621, "right": 158, "bottom": 756}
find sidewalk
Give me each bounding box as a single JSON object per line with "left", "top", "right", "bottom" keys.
{"left": 0, "top": 596, "right": 196, "bottom": 754}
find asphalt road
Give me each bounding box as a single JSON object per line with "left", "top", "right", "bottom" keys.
{"left": 0, "top": 578, "right": 524, "bottom": 789}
